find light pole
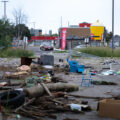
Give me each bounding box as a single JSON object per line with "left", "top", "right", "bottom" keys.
{"left": 32, "top": 22, "right": 36, "bottom": 46}
{"left": 112, "top": 0, "right": 114, "bottom": 52}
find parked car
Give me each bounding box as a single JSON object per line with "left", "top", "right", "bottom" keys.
{"left": 40, "top": 42, "right": 54, "bottom": 51}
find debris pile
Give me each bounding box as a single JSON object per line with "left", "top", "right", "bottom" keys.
{"left": 0, "top": 56, "right": 120, "bottom": 120}
{"left": 16, "top": 94, "right": 91, "bottom": 120}
{"left": 101, "top": 59, "right": 119, "bottom": 65}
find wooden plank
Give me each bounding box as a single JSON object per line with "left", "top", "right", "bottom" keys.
{"left": 40, "top": 83, "right": 53, "bottom": 97}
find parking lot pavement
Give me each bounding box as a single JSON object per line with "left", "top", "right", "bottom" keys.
{"left": 27, "top": 46, "right": 53, "bottom": 57}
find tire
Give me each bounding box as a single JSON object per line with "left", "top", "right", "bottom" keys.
{"left": 0, "top": 90, "right": 25, "bottom": 109}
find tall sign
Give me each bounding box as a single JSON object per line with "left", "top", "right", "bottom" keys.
{"left": 61, "top": 28, "right": 67, "bottom": 50}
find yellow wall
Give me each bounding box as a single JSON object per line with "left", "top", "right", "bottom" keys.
{"left": 90, "top": 26, "right": 104, "bottom": 40}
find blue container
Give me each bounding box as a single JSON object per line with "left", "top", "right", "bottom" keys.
{"left": 69, "top": 61, "right": 78, "bottom": 66}
{"left": 70, "top": 66, "right": 78, "bottom": 72}
{"left": 69, "top": 61, "right": 78, "bottom": 72}
{"left": 77, "top": 65, "right": 85, "bottom": 73}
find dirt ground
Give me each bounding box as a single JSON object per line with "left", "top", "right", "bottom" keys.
{"left": 1, "top": 52, "right": 120, "bottom": 120}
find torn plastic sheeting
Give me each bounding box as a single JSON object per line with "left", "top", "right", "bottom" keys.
{"left": 17, "top": 65, "right": 31, "bottom": 72}
{"left": 0, "top": 82, "right": 7, "bottom": 86}
{"left": 101, "top": 70, "right": 116, "bottom": 76}
{"left": 70, "top": 104, "right": 89, "bottom": 112}
{"left": 70, "top": 104, "right": 82, "bottom": 111}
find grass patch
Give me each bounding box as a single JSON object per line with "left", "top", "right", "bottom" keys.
{"left": 53, "top": 50, "right": 68, "bottom": 53}
{"left": 78, "top": 47, "right": 120, "bottom": 57}
{"left": 0, "top": 48, "right": 34, "bottom": 58}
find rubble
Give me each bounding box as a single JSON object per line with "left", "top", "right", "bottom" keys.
{"left": 1, "top": 56, "right": 120, "bottom": 120}
{"left": 92, "top": 81, "right": 117, "bottom": 85}
{"left": 101, "top": 59, "right": 119, "bottom": 65}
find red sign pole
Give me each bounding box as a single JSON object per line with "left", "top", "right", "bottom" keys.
{"left": 61, "top": 28, "right": 67, "bottom": 50}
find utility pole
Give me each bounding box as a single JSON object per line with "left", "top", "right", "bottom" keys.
{"left": 112, "top": 0, "right": 114, "bottom": 53}
{"left": 1, "top": 0, "right": 8, "bottom": 22}
{"left": 32, "top": 22, "right": 36, "bottom": 46}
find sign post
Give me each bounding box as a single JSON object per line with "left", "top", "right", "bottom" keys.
{"left": 61, "top": 28, "right": 67, "bottom": 50}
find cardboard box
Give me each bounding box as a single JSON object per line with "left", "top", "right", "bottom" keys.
{"left": 98, "top": 99, "right": 120, "bottom": 119}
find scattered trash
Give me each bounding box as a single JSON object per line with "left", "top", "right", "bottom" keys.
{"left": 101, "top": 60, "right": 119, "bottom": 65}
{"left": 43, "top": 65, "right": 54, "bottom": 76}
{"left": 52, "top": 92, "right": 66, "bottom": 98}
{"left": 70, "top": 103, "right": 91, "bottom": 112}
{"left": 39, "top": 74, "right": 51, "bottom": 82}
{"left": 81, "top": 73, "right": 94, "bottom": 87}
{"left": 92, "top": 81, "right": 117, "bottom": 85}
{"left": 0, "top": 82, "right": 7, "bottom": 86}
{"left": 70, "top": 104, "right": 82, "bottom": 111}
{"left": 64, "top": 118, "right": 79, "bottom": 120}
{"left": 51, "top": 76, "right": 68, "bottom": 83}
{"left": 40, "top": 55, "right": 54, "bottom": 66}
{"left": 81, "top": 100, "right": 88, "bottom": 105}
{"left": 69, "top": 60, "right": 85, "bottom": 73}
{"left": 21, "top": 57, "right": 34, "bottom": 66}
{"left": 4, "top": 71, "right": 29, "bottom": 79}
{"left": 17, "top": 65, "right": 31, "bottom": 72}
{"left": 16, "top": 114, "right": 21, "bottom": 120}
{"left": 1, "top": 56, "right": 120, "bottom": 120}
{"left": 59, "top": 59, "right": 64, "bottom": 62}
{"left": 117, "top": 71, "right": 120, "bottom": 75}
{"left": 26, "top": 74, "right": 52, "bottom": 87}
{"left": 43, "top": 65, "right": 53, "bottom": 69}
{"left": 101, "top": 70, "right": 116, "bottom": 76}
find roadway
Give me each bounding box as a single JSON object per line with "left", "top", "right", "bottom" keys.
{"left": 27, "top": 46, "right": 52, "bottom": 57}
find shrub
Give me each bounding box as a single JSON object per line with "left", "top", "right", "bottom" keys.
{"left": 78, "top": 47, "right": 120, "bottom": 57}
{"left": 0, "top": 48, "right": 34, "bottom": 58}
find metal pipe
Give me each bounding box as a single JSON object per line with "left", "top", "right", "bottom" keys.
{"left": 112, "top": 0, "right": 114, "bottom": 52}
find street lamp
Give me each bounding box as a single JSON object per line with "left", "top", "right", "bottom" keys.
{"left": 112, "top": 0, "right": 114, "bottom": 52}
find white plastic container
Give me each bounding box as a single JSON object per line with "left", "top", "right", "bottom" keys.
{"left": 70, "top": 104, "right": 82, "bottom": 111}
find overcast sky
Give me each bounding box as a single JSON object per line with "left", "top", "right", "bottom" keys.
{"left": 0, "top": 0, "right": 120, "bottom": 35}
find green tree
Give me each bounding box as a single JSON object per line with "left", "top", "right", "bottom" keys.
{"left": 106, "top": 31, "right": 112, "bottom": 43}
{"left": 0, "top": 19, "right": 15, "bottom": 48}
{"left": 51, "top": 33, "right": 58, "bottom": 36}
{"left": 15, "top": 24, "right": 31, "bottom": 40}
